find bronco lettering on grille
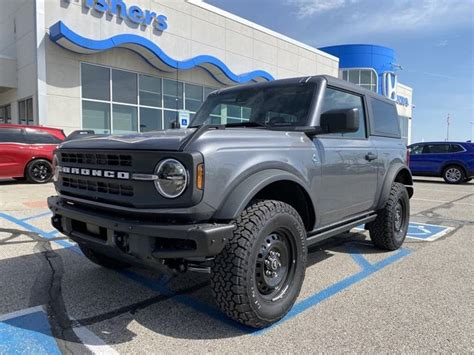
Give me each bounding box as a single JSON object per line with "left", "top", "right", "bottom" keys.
{"left": 59, "top": 166, "right": 130, "bottom": 180}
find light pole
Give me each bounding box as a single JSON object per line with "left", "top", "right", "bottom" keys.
{"left": 446, "top": 114, "right": 450, "bottom": 141}
{"left": 470, "top": 121, "right": 474, "bottom": 142}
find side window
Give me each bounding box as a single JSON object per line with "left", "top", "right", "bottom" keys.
{"left": 370, "top": 98, "right": 401, "bottom": 138}
{"left": 449, "top": 144, "right": 464, "bottom": 153}
{"left": 320, "top": 87, "right": 367, "bottom": 138}
{"left": 409, "top": 145, "right": 424, "bottom": 155}
{"left": 423, "top": 144, "right": 449, "bottom": 154}
{"left": 25, "top": 130, "right": 62, "bottom": 144}
{"left": 0, "top": 128, "right": 25, "bottom": 143}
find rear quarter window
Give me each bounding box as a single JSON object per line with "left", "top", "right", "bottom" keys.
{"left": 369, "top": 98, "right": 401, "bottom": 138}
{"left": 25, "top": 129, "right": 62, "bottom": 144}
{"left": 0, "top": 128, "right": 25, "bottom": 143}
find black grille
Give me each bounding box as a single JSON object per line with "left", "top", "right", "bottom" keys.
{"left": 61, "top": 152, "right": 132, "bottom": 167}
{"left": 62, "top": 177, "right": 134, "bottom": 197}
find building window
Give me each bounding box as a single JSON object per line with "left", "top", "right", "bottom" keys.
{"left": 18, "top": 98, "right": 34, "bottom": 125}
{"left": 80, "top": 63, "right": 217, "bottom": 134}
{"left": 0, "top": 104, "right": 11, "bottom": 123}
{"left": 340, "top": 69, "right": 378, "bottom": 92}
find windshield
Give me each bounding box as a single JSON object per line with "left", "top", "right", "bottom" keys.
{"left": 189, "top": 83, "right": 316, "bottom": 128}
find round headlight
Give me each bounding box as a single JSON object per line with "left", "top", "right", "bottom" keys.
{"left": 154, "top": 159, "right": 188, "bottom": 198}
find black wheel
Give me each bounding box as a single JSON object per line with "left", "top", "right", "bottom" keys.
{"left": 442, "top": 165, "right": 465, "bottom": 184}
{"left": 25, "top": 159, "right": 53, "bottom": 183}
{"left": 79, "top": 245, "right": 130, "bottom": 269}
{"left": 211, "top": 200, "right": 307, "bottom": 328}
{"left": 368, "top": 182, "right": 409, "bottom": 251}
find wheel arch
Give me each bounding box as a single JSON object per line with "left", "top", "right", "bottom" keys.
{"left": 440, "top": 161, "right": 468, "bottom": 176}
{"left": 212, "top": 169, "right": 316, "bottom": 231}
{"left": 376, "top": 164, "right": 413, "bottom": 210}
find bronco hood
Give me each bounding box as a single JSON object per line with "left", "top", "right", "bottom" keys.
{"left": 59, "top": 129, "right": 196, "bottom": 151}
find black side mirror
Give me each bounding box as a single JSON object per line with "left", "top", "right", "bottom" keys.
{"left": 320, "top": 108, "right": 359, "bottom": 134}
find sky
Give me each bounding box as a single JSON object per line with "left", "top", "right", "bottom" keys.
{"left": 205, "top": 0, "right": 474, "bottom": 143}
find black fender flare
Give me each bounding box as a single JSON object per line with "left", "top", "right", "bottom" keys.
{"left": 212, "top": 169, "right": 315, "bottom": 220}
{"left": 376, "top": 163, "right": 413, "bottom": 210}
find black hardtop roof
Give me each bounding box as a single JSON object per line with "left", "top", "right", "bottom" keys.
{"left": 212, "top": 75, "right": 395, "bottom": 105}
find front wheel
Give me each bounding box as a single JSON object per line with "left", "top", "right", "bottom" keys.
{"left": 25, "top": 159, "right": 53, "bottom": 183}
{"left": 368, "top": 182, "right": 409, "bottom": 251}
{"left": 211, "top": 200, "right": 307, "bottom": 328}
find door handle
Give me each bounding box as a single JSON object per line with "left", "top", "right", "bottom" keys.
{"left": 365, "top": 152, "right": 378, "bottom": 161}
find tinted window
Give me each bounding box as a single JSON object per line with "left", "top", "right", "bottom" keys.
{"left": 112, "top": 69, "right": 137, "bottom": 104}
{"left": 0, "top": 128, "right": 24, "bottom": 143}
{"left": 320, "top": 87, "right": 367, "bottom": 138}
{"left": 26, "top": 129, "right": 62, "bottom": 144}
{"left": 423, "top": 144, "right": 449, "bottom": 154}
{"left": 449, "top": 144, "right": 464, "bottom": 153}
{"left": 409, "top": 144, "right": 423, "bottom": 155}
{"left": 191, "top": 83, "right": 316, "bottom": 128}
{"left": 370, "top": 98, "right": 401, "bottom": 137}
{"left": 82, "top": 64, "right": 110, "bottom": 101}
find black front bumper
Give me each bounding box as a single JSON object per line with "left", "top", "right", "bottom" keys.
{"left": 48, "top": 196, "right": 234, "bottom": 265}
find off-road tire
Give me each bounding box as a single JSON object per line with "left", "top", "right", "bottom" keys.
{"left": 368, "top": 182, "right": 409, "bottom": 251}
{"left": 25, "top": 159, "right": 53, "bottom": 183}
{"left": 442, "top": 165, "right": 465, "bottom": 184}
{"left": 211, "top": 200, "right": 307, "bottom": 328}
{"left": 79, "top": 244, "right": 130, "bottom": 269}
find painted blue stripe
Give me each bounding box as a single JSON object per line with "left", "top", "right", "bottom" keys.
{"left": 0, "top": 211, "right": 411, "bottom": 336}
{"left": 0, "top": 310, "right": 61, "bottom": 354}
{"left": 21, "top": 211, "right": 52, "bottom": 221}
{"left": 253, "top": 248, "right": 411, "bottom": 336}
{"left": 49, "top": 21, "right": 274, "bottom": 85}
{"left": 0, "top": 212, "right": 247, "bottom": 331}
{"left": 346, "top": 244, "right": 374, "bottom": 271}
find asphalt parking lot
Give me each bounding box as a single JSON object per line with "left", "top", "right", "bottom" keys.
{"left": 0, "top": 177, "right": 472, "bottom": 353}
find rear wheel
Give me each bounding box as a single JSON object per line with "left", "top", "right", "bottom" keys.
{"left": 368, "top": 182, "right": 409, "bottom": 251}
{"left": 442, "top": 165, "right": 465, "bottom": 184}
{"left": 211, "top": 200, "right": 307, "bottom": 328}
{"left": 79, "top": 245, "right": 130, "bottom": 269}
{"left": 25, "top": 159, "right": 53, "bottom": 183}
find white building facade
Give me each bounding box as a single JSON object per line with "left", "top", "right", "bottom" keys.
{"left": 0, "top": 0, "right": 412, "bottom": 142}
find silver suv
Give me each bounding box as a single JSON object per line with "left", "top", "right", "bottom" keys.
{"left": 48, "top": 75, "right": 413, "bottom": 328}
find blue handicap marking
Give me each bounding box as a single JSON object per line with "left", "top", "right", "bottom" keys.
{"left": 354, "top": 222, "right": 452, "bottom": 241}
{"left": 406, "top": 222, "right": 452, "bottom": 241}
{"left": 0, "top": 307, "right": 61, "bottom": 354}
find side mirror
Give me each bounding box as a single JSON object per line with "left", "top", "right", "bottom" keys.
{"left": 320, "top": 108, "right": 359, "bottom": 134}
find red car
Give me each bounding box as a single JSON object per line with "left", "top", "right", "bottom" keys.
{"left": 0, "top": 124, "right": 65, "bottom": 183}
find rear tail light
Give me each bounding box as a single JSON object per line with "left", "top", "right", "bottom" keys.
{"left": 406, "top": 148, "right": 410, "bottom": 165}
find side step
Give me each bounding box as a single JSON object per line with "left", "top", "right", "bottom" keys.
{"left": 306, "top": 214, "right": 377, "bottom": 247}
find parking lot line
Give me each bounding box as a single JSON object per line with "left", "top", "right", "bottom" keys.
{"left": 0, "top": 306, "right": 61, "bottom": 355}
{"left": 20, "top": 211, "right": 52, "bottom": 221}
{"left": 0, "top": 211, "right": 412, "bottom": 339}
{"left": 0, "top": 212, "right": 250, "bottom": 333}
{"left": 253, "top": 247, "right": 411, "bottom": 336}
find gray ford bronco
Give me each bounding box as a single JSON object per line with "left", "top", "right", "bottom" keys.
{"left": 48, "top": 75, "right": 413, "bottom": 328}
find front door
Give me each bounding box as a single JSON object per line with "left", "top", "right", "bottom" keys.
{"left": 314, "top": 87, "right": 378, "bottom": 227}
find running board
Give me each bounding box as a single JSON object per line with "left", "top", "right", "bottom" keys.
{"left": 306, "top": 214, "right": 377, "bottom": 247}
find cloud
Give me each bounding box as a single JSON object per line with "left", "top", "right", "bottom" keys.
{"left": 292, "top": 0, "right": 473, "bottom": 46}
{"left": 435, "top": 39, "right": 448, "bottom": 47}
{"left": 286, "top": 0, "right": 352, "bottom": 17}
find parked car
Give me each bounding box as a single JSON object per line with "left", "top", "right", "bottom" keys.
{"left": 0, "top": 124, "right": 65, "bottom": 183}
{"left": 408, "top": 141, "right": 474, "bottom": 184}
{"left": 48, "top": 75, "right": 413, "bottom": 328}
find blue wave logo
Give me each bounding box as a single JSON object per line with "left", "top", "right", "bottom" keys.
{"left": 49, "top": 21, "right": 274, "bottom": 85}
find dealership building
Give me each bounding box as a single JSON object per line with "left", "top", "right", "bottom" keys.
{"left": 0, "top": 0, "right": 413, "bottom": 144}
